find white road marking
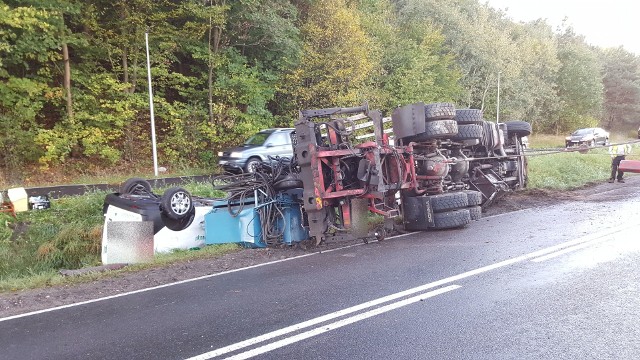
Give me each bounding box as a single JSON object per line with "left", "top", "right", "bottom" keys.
{"left": 530, "top": 223, "right": 638, "bottom": 263}
{"left": 0, "top": 233, "right": 410, "bottom": 322}
{"left": 183, "top": 222, "right": 640, "bottom": 360}
{"left": 531, "top": 237, "right": 614, "bottom": 262}
{"left": 1, "top": 212, "right": 636, "bottom": 324}
{"left": 222, "top": 285, "right": 461, "bottom": 360}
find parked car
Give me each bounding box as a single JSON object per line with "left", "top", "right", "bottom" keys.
{"left": 218, "top": 128, "right": 295, "bottom": 173}
{"left": 565, "top": 127, "right": 609, "bottom": 147}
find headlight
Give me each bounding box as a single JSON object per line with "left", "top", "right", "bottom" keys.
{"left": 230, "top": 152, "right": 243, "bottom": 158}
{"left": 217, "top": 151, "right": 224, "bottom": 157}
{"left": 565, "top": 137, "right": 571, "bottom": 140}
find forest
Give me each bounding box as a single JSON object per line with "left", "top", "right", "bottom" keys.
{"left": 2, "top": 0, "right": 640, "bottom": 183}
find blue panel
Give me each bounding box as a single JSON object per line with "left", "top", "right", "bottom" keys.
{"left": 276, "top": 194, "right": 309, "bottom": 244}
{"left": 204, "top": 191, "right": 309, "bottom": 247}
{"left": 204, "top": 203, "right": 265, "bottom": 248}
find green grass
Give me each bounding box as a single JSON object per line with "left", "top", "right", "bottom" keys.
{"left": 527, "top": 149, "right": 612, "bottom": 190}
{"left": 526, "top": 135, "right": 640, "bottom": 190}
{"left": 0, "top": 181, "right": 232, "bottom": 292}
{"left": 0, "top": 243, "right": 239, "bottom": 292}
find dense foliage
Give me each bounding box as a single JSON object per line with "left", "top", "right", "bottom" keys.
{"left": 2, "top": 0, "right": 640, "bottom": 182}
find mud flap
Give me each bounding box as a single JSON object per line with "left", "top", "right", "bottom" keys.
{"left": 402, "top": 196, "right": 435, "bottom": 231}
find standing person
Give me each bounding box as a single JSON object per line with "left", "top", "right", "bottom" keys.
{"left": 608, "top": 143, "right": 632, "bottom": 183}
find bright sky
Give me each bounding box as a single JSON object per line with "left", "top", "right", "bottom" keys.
{"left": 484, "top": 0, "right": 640, "bottom": 55}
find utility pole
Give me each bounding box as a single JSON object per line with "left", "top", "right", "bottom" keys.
{"left": 496, "top": 71, "right": 501, "bottom": 123}
{"left": 145, "top": 30, "right": 159, "bottom": 177}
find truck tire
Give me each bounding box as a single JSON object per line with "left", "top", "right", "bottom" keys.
{"left": 425, "top": 103, "right": 456, "bottom": 120}
{"left": 467, "top": 205, "right": 482, "bottom": 221}
{"left": 505, "top": 121, "right": 532, "bottom": 137}
{"left": 452, "top": 124, "right": 483, "bottom": 141}
{"left": 433, "top": 209, "right": 471, "bottom": 229}
{"left": 429, "top": 192, "right": 468, "bottom": 212}
{"left": 120, "top": 177, "right": 152, "bottom": 194}
{"left": 403, "top": 120, "right": 458, "bottom": 142}
{"left": 455, "top": 109, "right": 484, "bottom": 124}
{"left": 160, "top": 187, "right": 194, "bottom": 220}
{"left": 462, "top": 190, "right": 483, "bottom": 206}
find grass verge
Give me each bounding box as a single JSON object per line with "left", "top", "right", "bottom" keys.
{"left": 0, "top": 181, "right": 230, "bottom": 292}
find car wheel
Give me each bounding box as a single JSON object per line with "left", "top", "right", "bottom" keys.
{"left": 120, "top": 178, "right": 152, "bottom": 194}
{"left": 244, "top": 158, "right": 261, "bottom": 173}
{"left": 161, "top": 208, "right": 196, "bottom": 231}
{"left": 160, "top": 187, "right": 193, "bottom": 220}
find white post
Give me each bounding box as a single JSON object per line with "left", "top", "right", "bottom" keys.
{"left": 145, "top": 31, "right": 159, "bottom": 177}
{"left": 496, "top": 71, "right": 501, "bottom": 123}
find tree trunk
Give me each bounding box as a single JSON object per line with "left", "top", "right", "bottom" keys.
{"left": 62, "top": 42, "right": 73, "bottom": 120}
{"left": 207, "top": 0, "right": 225, "bottom": 124}
{"left": 123, "top": 47, "right": 129, "bottom": 85}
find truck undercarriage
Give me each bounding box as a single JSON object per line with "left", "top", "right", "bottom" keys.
{"left": 294, "top": 102, "right": 530, "bottom": 244}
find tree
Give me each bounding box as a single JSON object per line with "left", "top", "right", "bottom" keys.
{"left": 278, "top": 0, "right": 375, "bottom": 115}
{"left": 358, "top": 0, "right": 462, "bottom": 112}
{"left": 600, "top": 47, "right": 640, "bottom": 132}
{"left": 549, "top": 27, "right": 603, "bottom": 134}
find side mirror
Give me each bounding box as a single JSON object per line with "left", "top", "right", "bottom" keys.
{"left": 265, "top": 143, "right": 274, "bottom": 148}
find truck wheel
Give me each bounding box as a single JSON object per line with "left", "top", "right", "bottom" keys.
{"left": 455, "top": 109, "right": 484, "bottom": 125}
{"left": 433, "top": 209, "right": 471, "bottom": 229}
{"left": 462, "top": 190, "right": 483, "bottom": 206}
{"left": 467, "top": 206, "right": 482, "bottom": 221}
{"left": 120, "top": 178, "right": 152, "bottom": 194}
{"left": 424, "top": 103, "right": 456, "bottom": 120}
{"left": 452, "top": 124, "right": 483, "bottom": 141}
{"left": 244, "top": 158, "right": 261, "bottom": 173}
{"left": 505, "top": 121, "right": 532, "bottom": 137}
{"left": 160, "top": 187, "right": 193, "bottom": 220}
{"left": 403, "top": 120, "right": 458, "bottom": 142}
{"left": 429, "top": 192, "right": 468, "bottom": 212}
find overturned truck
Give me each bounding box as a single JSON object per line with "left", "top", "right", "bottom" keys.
{"left": 294, "top": 102, "right": 531, "bottom": 245}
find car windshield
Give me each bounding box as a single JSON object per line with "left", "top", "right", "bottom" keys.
{"left": 244, "top": 131, "right": 273, "bottom": 145}
{"left": 572, "top": 129, "right": 593, "bottom": 136}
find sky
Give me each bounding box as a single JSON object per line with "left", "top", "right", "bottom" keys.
{"left": 484, "top": 0, "right": 639, "bottom": 55}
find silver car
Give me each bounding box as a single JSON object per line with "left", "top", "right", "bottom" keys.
{"left": 218, "top": 128, "right": 295, "bottom": 173}
{"left": 565, "top": 127, "right": 609, "bottom": 147}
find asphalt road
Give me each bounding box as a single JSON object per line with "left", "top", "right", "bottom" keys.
{"left": 1, "top": 190, "right": 639, "bottom": 359}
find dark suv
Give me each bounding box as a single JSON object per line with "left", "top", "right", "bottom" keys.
{"left": 218, "top": 128, "right": 295, "bottom": 173}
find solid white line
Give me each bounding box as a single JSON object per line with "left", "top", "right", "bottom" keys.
{"left": 531, "top": 222, "right": 639, "bottom": 262}
{"left": 0, "top": 235, "right": 406, "bottom": 323}
{"left": 531, "top": 236, "right": 613, "bottom": 262}
{"left": 182, "top": 222, "right": 640, "bottom": 360}
{"left": 0, "top": 204, "right": 528, "bottom": 323}
{"left": 0, "top": 253, "right": 318, "bottom": 323}
{"left": 188, "top": 285, "right": 461, "bottom": 360}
